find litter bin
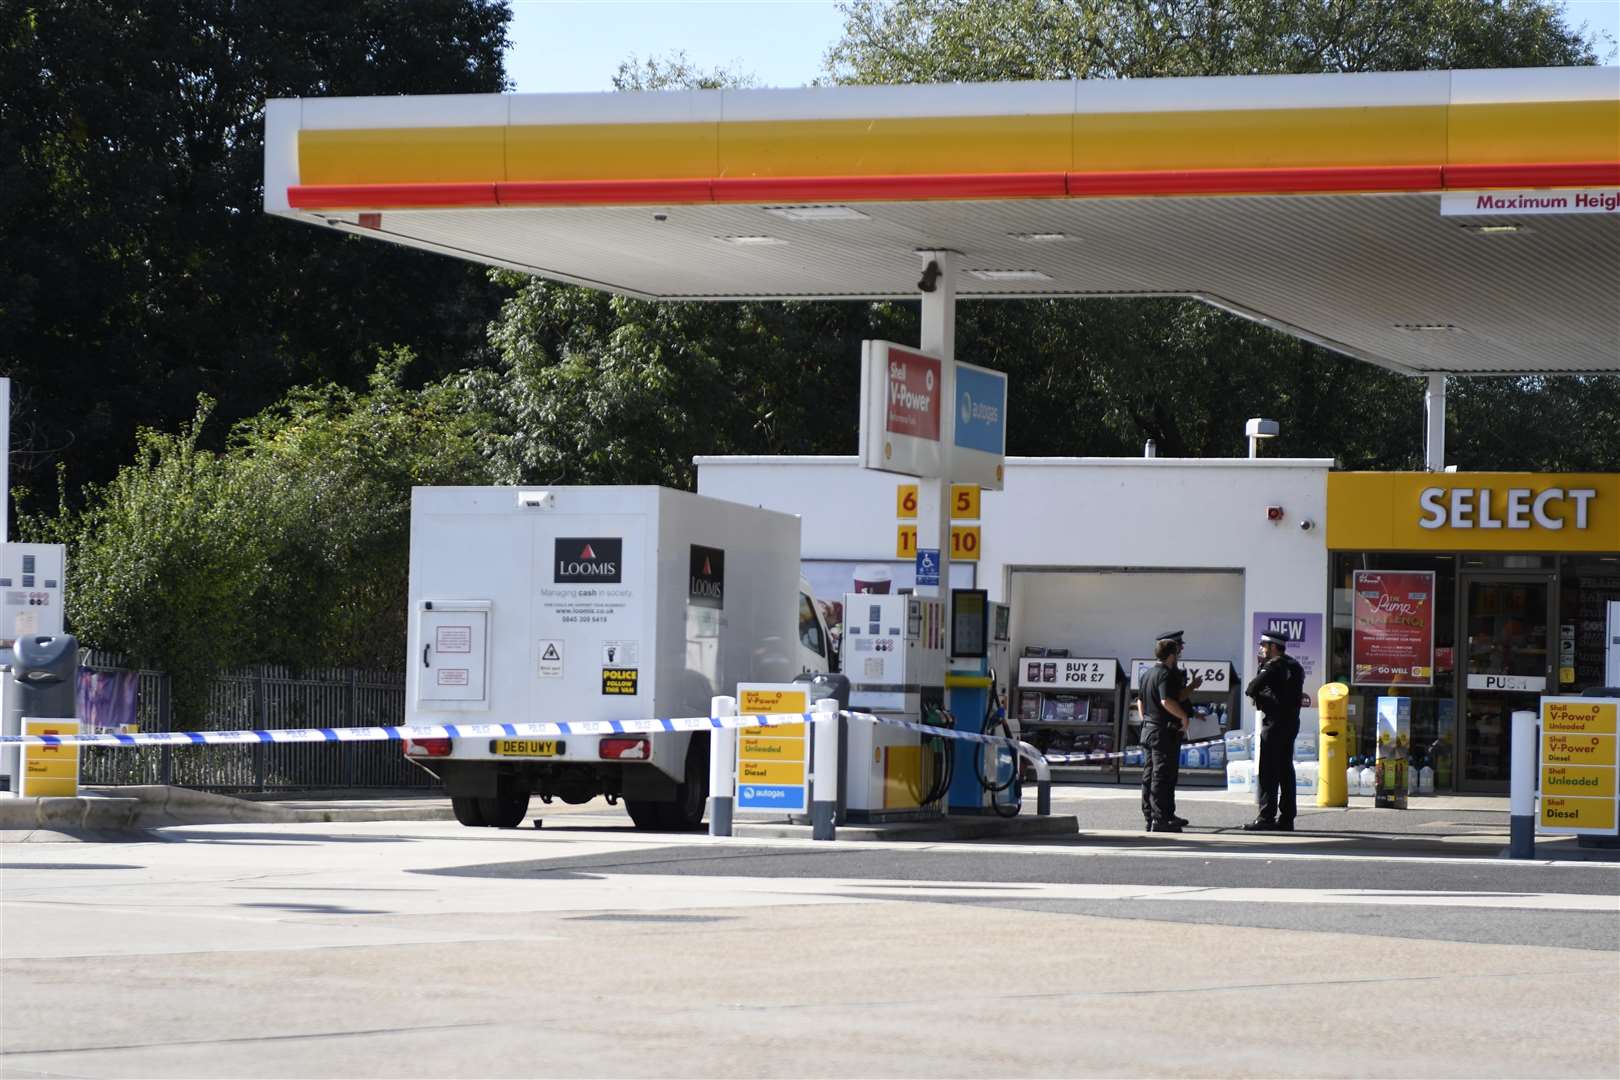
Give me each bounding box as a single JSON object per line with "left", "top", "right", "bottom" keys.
{"left": 1317, "top": 682, "right": 1349, "bottom": 807}
{"left": 3, "top": 634, "right": 80, "bottom": 794}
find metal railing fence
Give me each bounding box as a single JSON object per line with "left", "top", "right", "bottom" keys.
{"left": 77, "top": 652, "right": 436, "bottom": 793}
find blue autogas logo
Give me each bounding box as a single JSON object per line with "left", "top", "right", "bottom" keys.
{"left": 738, "top": 784, "right": 805, "bottom": 811}
{"left": 954, "top": 365, "right": 1006, "bottom": 455}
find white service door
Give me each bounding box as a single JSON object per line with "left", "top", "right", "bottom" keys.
{"left": 420, "top": 610, "right": 488, "bottom": 703}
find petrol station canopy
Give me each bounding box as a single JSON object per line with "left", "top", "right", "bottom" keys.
{"left": 265, "top": 66, "right": 1620, "bottom": 377}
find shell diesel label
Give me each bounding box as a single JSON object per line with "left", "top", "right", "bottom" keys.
{"left": 1540, "top": 796, "right": 1617, "bottom": 831}
{"left": 22, "top": 719, "right": 80, "bottom": 797}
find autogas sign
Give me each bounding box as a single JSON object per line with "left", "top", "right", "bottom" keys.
{"left": 953, "top": 362, "right": 1006, "bottom": 455}
{"left": 950, "top": 359, "right": 1007, "bottom": 491}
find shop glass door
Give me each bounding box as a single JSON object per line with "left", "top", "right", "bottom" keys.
{"left": 1460, "top": 575, "right": 1554, "bottom": 791}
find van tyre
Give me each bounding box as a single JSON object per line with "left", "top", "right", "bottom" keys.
{"left": 451, "top": 796, "right": 487, "bottom": 828}
{"left": 478, "top": 781, "right": 531, "bottom": 829}
{"left": 624, "top": 799, "right": 666, "bottom": 830}
{"left": 624, "top": 735, "right": 710, "bottom": 831}
{"left": 661, "top": 733, "right": 709, "bottom": 831}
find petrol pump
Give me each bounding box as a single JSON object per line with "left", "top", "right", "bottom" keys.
{"left": 946, "top": 589, "right": 1020, "bottom": 815}
{"left": 840, "top": 592, "right": 948, "bottom": 822}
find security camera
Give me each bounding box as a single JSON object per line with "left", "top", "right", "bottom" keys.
{"left": 917, "top": 259, "right": 941, "bottom": 293}
{"left": 652, "top": 212, "right": 668, "bottom": 222}
{"left": 1298, "top": 518, "right": 1316, "bottom": 532}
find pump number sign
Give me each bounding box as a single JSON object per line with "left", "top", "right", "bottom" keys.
{"left": 736, "top": 683, "right": 810, "bottom": 813}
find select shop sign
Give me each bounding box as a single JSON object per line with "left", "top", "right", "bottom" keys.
{"left": 1327, "top": 473, "right": 1620, "bottom": 553}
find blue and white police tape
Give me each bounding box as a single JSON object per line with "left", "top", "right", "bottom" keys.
{"left": 0, "top": 712, "right": 818, "bottom": 748}
{"left": 844, "top": 710, "right": 1253, "bottom": 764}
{"left": 0, "top": 710, "right": 1255, "bottom": 766}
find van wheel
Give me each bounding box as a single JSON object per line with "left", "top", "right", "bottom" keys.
{"left": 451, "top": 796, "right": 486, "bottom": 827}
{"left": 624, "top": 799, "right": 665, "bottom": 830}
{"left": 661, "top": 733, "right": 710, "bottom": 831}
{"left": 478, "top": 783, "right": 531, "bottom": 829}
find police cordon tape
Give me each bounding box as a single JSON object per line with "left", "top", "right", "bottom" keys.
{"left": 0, "top": 713, "right": 816, "bottom": 748}
{"left": 0, "top": 710, "right": 1252, "bottom": 763}
{"left": 849, "top": 710, "right": 1252, "bottom": 764}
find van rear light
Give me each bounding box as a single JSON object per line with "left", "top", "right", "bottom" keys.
{"left": 405, "top": 737, "right": 452, "bottom": 757}
{"left": 599, "top": 738, "right": 650, "bottom": 760}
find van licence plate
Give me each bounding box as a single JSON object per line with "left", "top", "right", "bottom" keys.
{"left": 492, "top": 739, "right": 563, "bottom": 757}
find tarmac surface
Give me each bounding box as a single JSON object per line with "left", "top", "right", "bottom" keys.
{"left": 2, "top": 785, "right": 1617, "bottom": 1078}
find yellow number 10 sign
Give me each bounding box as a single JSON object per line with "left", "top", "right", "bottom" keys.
{"left": 896, "top": 524, "right": 980, "bottom": 561}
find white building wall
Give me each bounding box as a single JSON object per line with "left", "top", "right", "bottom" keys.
{"left": 695, "top": 455, "right": 1331, "bottom": 730}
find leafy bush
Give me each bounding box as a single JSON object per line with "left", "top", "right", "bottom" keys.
{"left": 22, "top": 354, "right": 496, "bottom": 724}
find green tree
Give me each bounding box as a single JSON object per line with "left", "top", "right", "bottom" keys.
{"left": 825, "top": 0, "right": 1597, "bottom": 81}
{"left": 466, "top": 277, "right": 900, "bottom": 487}
{"left": 24, "top": 357, "right": 496, "bottom": 721}
{"left": 1, "top": 1, "right": 515, "bottom": 516}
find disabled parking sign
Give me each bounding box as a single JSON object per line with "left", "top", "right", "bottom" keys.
{"left": 915, "top": 548, "right": 940, "bottom": 587}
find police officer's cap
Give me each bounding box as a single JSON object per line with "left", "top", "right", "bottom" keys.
{"left": 1259, "top": 630, "right": 1290, "bottom": 646}
{"left": 1155, "top": 630, "right": 1185, "bottom": 644}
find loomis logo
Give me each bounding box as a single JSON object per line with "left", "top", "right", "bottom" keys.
{"left": 689, "top": 545, "right": 725, "bottom": 609}
{"left": 554, "top": 537, "right": 622, "bottom": 583}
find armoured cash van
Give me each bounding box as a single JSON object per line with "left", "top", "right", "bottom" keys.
{"left": 403, "top": 486, "right": 833, "bottom": 829}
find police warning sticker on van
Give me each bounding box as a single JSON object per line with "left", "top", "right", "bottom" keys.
{"left": 601, "top": 668, "right": 638, "bottom": 695}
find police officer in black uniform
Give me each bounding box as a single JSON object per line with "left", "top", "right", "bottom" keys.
{"left": 1138, "top": 630, "right": 1201, "bottom": 832}
{"left": 1243, "top": 629, "right": 1307, "bottom": 831}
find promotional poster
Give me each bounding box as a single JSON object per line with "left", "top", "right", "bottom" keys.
{"left": 1352, "top": 570, "right": 1437, "bottom": 687}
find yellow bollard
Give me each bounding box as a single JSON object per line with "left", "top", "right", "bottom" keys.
{"left": 1317, "top": 683, "right": 1349, "bottom": 807}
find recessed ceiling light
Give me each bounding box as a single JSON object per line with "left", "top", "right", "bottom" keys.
{"left": 1394, "top": 323, "right": 1461, "bottom": 332}
{"left": 716, "top": 235, "right": 787, "bottom": 245}
{"left": 763, "top": 205, "right": 870, "bottom": 222}
{"left": 1009, "top": 232, "right": 1068, "bottom": 242}
{"left": 1460, "top": 223, "right": 1529, "bottom": 235}
{"left": 969, "top": 269, "right": 1052, "bottom": 281}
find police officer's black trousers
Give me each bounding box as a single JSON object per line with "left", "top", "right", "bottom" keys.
{"left": 1140, "top": 723, "right": 1182, "bottom": 824}
{"left": 1256, "top": 720, "right": 1300, "bottom": 823}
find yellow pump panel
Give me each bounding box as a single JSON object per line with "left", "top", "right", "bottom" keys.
{"left": 1318, "top": 683, "right": 1349, "bottom": 807}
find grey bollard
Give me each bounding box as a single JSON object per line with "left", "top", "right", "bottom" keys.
{"left": 795, "top": 672, "right": 850, "bottom": 842}
{"left": 1508, "top": 709, "right": 1537, "bottom": 860}
{"left": 708, "top": 695, "right": 737, "bottom": 838}
{"left": 810, "top": 698, "right": 839, "bottom": 841}
{"left": 4, "top": 634, "right": 80, "bottom": 794}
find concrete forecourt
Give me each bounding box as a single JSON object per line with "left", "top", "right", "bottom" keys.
{"left": 2, "top": 803, "right": 1617, "bottom": 1079}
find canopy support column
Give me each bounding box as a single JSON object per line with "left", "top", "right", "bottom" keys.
{"left": 1424, "top": 373, "right": 1447, "bottom": 472}
{"left": 917, "top": 250, "right": 959, "bottom": 600}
